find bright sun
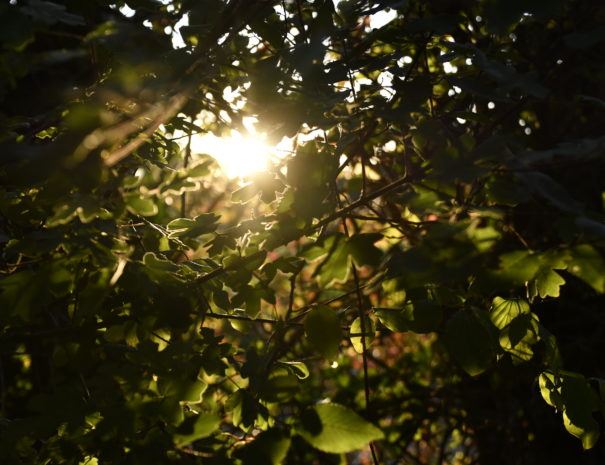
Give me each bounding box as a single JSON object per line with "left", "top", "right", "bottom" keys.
{"left": 190, "top": 130, "right": 273, "bottom": 179}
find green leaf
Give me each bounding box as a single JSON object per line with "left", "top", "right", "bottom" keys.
{"left": 45, "top": 202, "right": 78, "bottom": 227}
{"left": 539, "top": 372, "right": 564, "bottom": 410}
{"left": 496, "top": 250, "right": 541, "bottom": 285}
{"left": 498, "top": 313, "right": 540, "bottom": 362}
{"left": 186, "top": 160, "right": 211, "bottom": 178}
{"left": 350, "top": 315, "right": 376, "bottom": 353}
{"left": 298, "top": 403, "right": 384, "bottom": 453}
{"left": 528, "top": 269, "right": 565, "bottom": 300}
{"left": 261, "top": 374, "right": 300, "bottom": 402}
{"left": 160, "top": 177, "right": 199, "bottom": 196}
{"left": 561, "top": 374, "right": 601, "bottom": 449}
{"left": 490, "top": 297, "right": 530, "bottom": 330}
{"left": 567, "top": 244, "right": 605, "bottom": 293}
{"left": 278, "top": 361, "right": 310, "bottom": 380}
{"left": 226, "top": 389, "right": 259, "bottom": 428}
{"left": 45, "top": 195, "right": 109, "bottom": 227}
{"left": 232, "top": 285, "right": 264, "bottom": 318}
{"left": 540, "top": 371, "right": 602, "bottom": 449}
{"left": 143, "top": 252, "right": 180, "bottom": 272}
{"left": 373, "top": 307, "right": 408, "bottom": 332}
{"left": 235, "top": 429, "right": 291, "bottom": 465}
{"left": 527, "top": 251, "right": 568, "bottom": 301}
{"left": 166, "top": 218, "right": 195, "bottom": 230}
{"left": 213, "top": 288, "right": 230, "bottom": 310}
{"left": 157, "top": 376, "right": 207, "bottom": 403}
{"left": 304, "top": 306, "right": 341, "bottom": 359}
{"left": 273, "top": 256, "right": 305, "bottom": 274}
{"left": 317, "top": 235, "right": 350, "bottom": 286}
{"left": 124, "top": 193, "right": 158, "bottom": 216}
{"left": 445, "top": 311, "right": 495, "bottom": 376}
{"left": 166, "top": 213, "right": 220, "bottom": 238}
{"left": 373, "top": 297, "right": 442, "bottom": 335}
{"left": 174, "top": 413, "right": 221, "bottom": 446}
{"left": 563, "top": 411, "right": 600, "bottom": 450}
{"left": 232, "top": 183, "right": 260, "bottom": 203}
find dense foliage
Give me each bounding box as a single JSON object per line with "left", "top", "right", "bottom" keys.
{"left": 2, "top": 0, "right": 605, "bottom": 463}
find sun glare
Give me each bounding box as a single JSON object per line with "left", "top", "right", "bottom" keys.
{"left": 190, "top": 130, "right": 273, "bottom": 179}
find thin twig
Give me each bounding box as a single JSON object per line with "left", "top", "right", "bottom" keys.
{"left": 333, "top": 177, "right": 379, "bottom": 465}
{"left": 423, "top": 45, "right": 435, "bottom": 117}
{"left": 181, "top": 120, "right": 193, "bottom": 217}
{"left": 509, "top": 224, "right": 532, "bottom": 251}
{"left": 348, "top": 243, "right": 381, "bottom": 465}
{"left": 285, "top": 273, "right": 297, "bottom": 320}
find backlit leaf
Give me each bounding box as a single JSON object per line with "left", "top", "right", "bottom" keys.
{"left": 278, "top": 361, "right": 310, "bottom": 380}
{"left": 374, "top": 307, "right": 408, "bottom": 332}
{"left": 298, "top": 403, "right": 384, "bottom": 453}
{"left": 350, "top": 315, "right": 376, "bottom": 353}
{"left": 125, "top": 193, "right": 158, "bottom": 217}
{"left": 174, "top": 413, "right": 221, "bottom": 446}
{"left": 490, "top": 297, "right": 530, "bottom": 330}
{"left": 567, "top": 244, "right": 605, "bottom": 293}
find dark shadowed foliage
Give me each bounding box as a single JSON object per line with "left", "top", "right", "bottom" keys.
{"left": 1, "top": 0, "right": 605, "bottom": 464}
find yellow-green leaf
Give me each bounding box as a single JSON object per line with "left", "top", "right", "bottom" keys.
{"left": 298, "top": 403, "right": 384, "bottom": 453}
{"left": 350, "top": 315, "right": 376, "bottom": 353}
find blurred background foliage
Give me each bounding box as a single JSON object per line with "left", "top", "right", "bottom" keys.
{"left": 1, "top": 0, "right": 605, "bottom": 463}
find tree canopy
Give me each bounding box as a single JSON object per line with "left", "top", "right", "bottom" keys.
{"left": 1, "top": 0, "right": 605, "bottom": 464}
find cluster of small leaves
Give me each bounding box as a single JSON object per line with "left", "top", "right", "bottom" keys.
{"left": 1, "top": 0, "right": 605, "bottom": 464}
